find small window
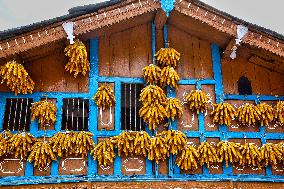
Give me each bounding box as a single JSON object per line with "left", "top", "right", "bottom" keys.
{"left": 237, "top": 76, "right": 252, "bottom": 95}
{"left": 121, "top": 83, "right": 145, "bottom": 131}
{"left": 62, "top": 98, "right": 89, "bottom": 131}
{"left": 3, "top": 98, "right": 33, "bottom": 131}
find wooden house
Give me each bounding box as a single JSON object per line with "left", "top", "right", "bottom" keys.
{"left": 0, "top": 0, "right": 283, "bottom": 188}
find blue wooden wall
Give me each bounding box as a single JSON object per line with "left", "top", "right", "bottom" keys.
{"left": 0, "top": 20, "right": 283, "bottom": 186}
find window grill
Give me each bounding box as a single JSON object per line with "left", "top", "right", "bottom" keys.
{"left": 3, "top": 98, "right": 33, "bottom": 131}
{"left": 121, "top": 83, "right": 145, "bottom": 131}
{"left": 62, "top": 98, "right": 89, "bottom": 131}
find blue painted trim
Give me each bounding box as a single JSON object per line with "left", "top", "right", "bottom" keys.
{"left": 0, "top": 97, "right": 5, "bottom": 131}
{"left": 97, "top": 76, "right": 145, "bottom": 83}
{"left": 163, "top": 24, "right": 168, "bottom": 46}
{"left": 0, "top": 174, "right": 284, "bottom": 186}
{"left": 224, "top": 94, "right": 284, "bottom": 101}
{"left": 24, "top": 162, "right": 33, "bottom": 177}
{"left": 160, "top": 0, "right": 175, "bottom": 17}
{"left": 152, "top": 21, "right": 156, "bottom": 62}
{"left": 51, "top": 160, "right": 59, "bottom": 176}
{"left": 87, "top": 38, "right": 99, "bottom": 176}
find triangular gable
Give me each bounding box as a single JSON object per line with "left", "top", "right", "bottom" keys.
{"left": 0, "top": 0, "right": 283, "bottom": 59}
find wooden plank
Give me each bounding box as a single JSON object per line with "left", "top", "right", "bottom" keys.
{"left": 192, "top": 36, "right": 204, "bottom": 79}
{"left": 129, "top": 24, "right": 150, "bottom": 77}
{"left": 98, "top": 34, "right": 111, "bottom": 76}
{"left": 221, "top": 58, "right": 235, "bottom": 94}
{"left": 110, "top": 30, "right": 130, "bottom": 77}
{"left": 254, "top": 64, "right": 271, "bottom": 95}
{"left": 199, "top": 40, "right": 213, "bottom": 78}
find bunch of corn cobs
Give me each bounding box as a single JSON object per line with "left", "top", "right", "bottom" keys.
{"left": 0, "top": 60, "right": 35, "bottom": 95}
{"left": 31, "top": 100, "right": 57, "bottom": 125}
{"left": 93, "top": 84, "right": 116, "bottom": 110}
{"left": 64, "top": 39, "right": 90, "bottom": 78}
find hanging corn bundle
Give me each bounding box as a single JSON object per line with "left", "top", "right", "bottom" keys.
{"left": 139, "top": 85, "right": 167, "bottom": 105}
{"left": 139, "top": 103, "right": 167, "bottom": 130}
{"left": 276, "top": 142, "right": 284, "bottom": 164}
{"left": 91, "top": 138, "right": 115, "bottom": 166}
{"left": 49, "top": 132, "right": 74, "bottom": 157}
{"left": 158, "top": 130, "right": 187, "bottom": 155}
{"left": 175, "top": 144, "right": 199, "bottom": 171}
{"left": 0, "top": 60, "right": 35, "bottom": 95}
{"left": 165, "top": 98, "right": 183, "bottom": 121}
{"left": 159, "top": 66, "right": 180, "bottom": 88}
{"left": 197, "top": 141, "right": 218, "bottom": 168}
{"left": 155, "top": 47, "right": 181, "bottom": 68}
{"left": 93, "top": 84, "right": 115, "bottom": 110}
{"left": 235, "top": 103, "right": 261, "bottom": 126}
{"left": 142, "top": 64, "right": 161, "bottom": 85}
{"left": 64, "top": 39, "right": 89, "bottom": 78}
{"left": 210, "top": 102, "right": 236, "bottom": 126}
{"left": 139, "top": 85, "right": 167, "bottom": 130}
{"left": 31, "top": 100, "right": 57, "bottom": 125}
{"left": 148, "top": 135, "right": 169, "bottom": 163}
{"left": 71, "top": 131, "right": 95, "bottom": 158}
{"left": 239, "top": 143, "right": 262, "bottom": 168}
{"left": 9, "top": 132, "right": 37, "bottom": 159}
{"left": 0, "top": 131, "right": 13, "bottom": 156}
{"left": 185, "top": 90, "right": 210, "bottom": 114}
{"left": 259, "top": 143, "right": 283, "bottom": 167}
{"left": 275, "top": 101, "right": 284, "bottom": 125}
{"left": 115, "top": 131, "right": 135, "bottom": 157}
{"left": 115, "top": 131, "right": 151, "bottom": 157}
{"left": 257, "top": 103, "right": 274, "bottom": 126}
{"left": 216, "top": 141, "right": 242, "bottom": 167}
{"left": 27, "top": 141, "right": 57, "bottom": 168}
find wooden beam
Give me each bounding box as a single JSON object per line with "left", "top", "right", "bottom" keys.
{"left": 248, "top": 55, "right": 284, "bottom": 74}
{"left": 154, "top": 9, "right": 167, "bottom": 30}
{"left": 222, "top": 38, "right": 236, "bottom": 59}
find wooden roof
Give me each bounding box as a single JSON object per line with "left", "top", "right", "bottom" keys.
{"left": 0, "top": 0, "right": 283, "bottom": 59}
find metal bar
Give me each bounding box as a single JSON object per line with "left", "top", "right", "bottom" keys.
{"left": 18, "top": 98, "right": 23, "bottom": 131}
{"left": 77, "top": 98, "right": 79, "bottom": 131}
{"left": 82, "top": 99, "right": 85, "bottom": 130}
{"left": 7, "top": 99, "right": 12, "bottom": 130}
{"left": 12, "top": 98, "right": 18, "bottom": 131}
{"left": 72, "top": 99, "right": 74, "bottom": 130}
{"left": 66, "top": 99, "right": 69, "bottom": 130}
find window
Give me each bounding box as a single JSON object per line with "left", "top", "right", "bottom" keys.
{"left": 121, "top": 83, "right": 145, "bottom": 131}
{"left": 237, "top": 76, "right": 252, "bottom": 95}
{"left": 3, "top": 98, "right": 33, "bottom": 131}
{"left": 62, "top": 98, "right": 89, "bottom": 131}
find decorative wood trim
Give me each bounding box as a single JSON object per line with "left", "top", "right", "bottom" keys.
{"left": 174, "top": 0, "right": 284, "bottom": 58}
{"left": 0, "top": 0, "right": 160, "bottom": 58}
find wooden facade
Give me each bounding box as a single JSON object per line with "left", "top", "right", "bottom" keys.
{"left": 0, "top": 0, "right": 283, "bottom": 188}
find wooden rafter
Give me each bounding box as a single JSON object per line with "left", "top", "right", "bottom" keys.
{"left": 174, "top": 0, "right": 284, "bottom": 58}
{"left": 0, "top": 0, "right": 160, "bottom": 58}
